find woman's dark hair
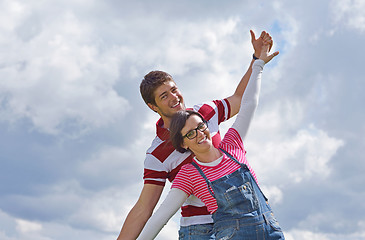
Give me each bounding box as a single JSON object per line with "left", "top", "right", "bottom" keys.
{"left": 170, "top": 110, "right": 205, "bottom": 153}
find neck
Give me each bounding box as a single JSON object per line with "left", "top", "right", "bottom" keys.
{"left": 161, "top": 116, "right": 171, "bottom": 129}
{"left": 194, "top": 147, "right": 222, "bottom": 163}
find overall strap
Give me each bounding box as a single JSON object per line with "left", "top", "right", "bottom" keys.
{"left": 220, "top": 148, "right": 268, "bottom": 202}
{"left": 219, "top": 148, "right": 249, "bottom": 170}
{"left": 191, "top": 161, "right": 216, "bottom": 198}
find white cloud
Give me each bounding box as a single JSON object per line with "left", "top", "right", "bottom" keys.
{"left": 245, "top": 101, "right": 344, "bottom": 184}
{"left": 260, "top": 185, "right": 283, "bottom": 205}
{"left": 0, "top": 209, "right": 51, "bottom": 240}
{"left": 331, "top": 0, "right": 365, "bottom": 32}
{"left": 78, "top": 146, "right": 143, "bottom": 184}
{"left": 0, "top": 2, "right": 130, "bottom": 136}
{"left": 286, "top": 126, "right": 344, "bottom": 182}
{"left": 284, "top": 229, "right": 332, "bottom": 240}
{"left": 15, "top": 219, "right": 42, "bottom": 233}
{"left": 67, "top": 186, "right": 131, "bottom": 233}
{"left": 146, "top": 17, "right": 247, "bottom": 78}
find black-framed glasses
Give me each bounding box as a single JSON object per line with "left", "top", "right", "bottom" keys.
{"left": 183, "top": 121, "right": 208, "bottom": 140}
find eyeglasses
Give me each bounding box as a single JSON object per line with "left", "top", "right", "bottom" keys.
{"left": 183, "top": 121, "right": 208, "bottom": 140}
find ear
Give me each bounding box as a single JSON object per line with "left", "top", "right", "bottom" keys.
{"left": 147, "top": 103, "right": 158, "bottom": 113}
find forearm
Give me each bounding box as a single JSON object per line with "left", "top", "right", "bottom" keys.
{"left": 137, "top": 188, "right": 188, "bottom": 240}
{"left": 227, "top": 58, "right": 255, "bottom": 118}
{"left": 117, "top": 184, "right": 164, "bottom": 240}
{"left": 117, "top": 204, "right": 153, "bottom": 240}
{"left": 228, "top": 30, "right": 273, "bottom": 118}
{"left": 231, "top": 60, "right": 265, "bottom": 141}
{"left": 234, "top": 58, "right": 255, "bottom": 102}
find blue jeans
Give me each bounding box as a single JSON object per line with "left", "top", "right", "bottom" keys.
{"left": 179, "top": 223, "right": 215, "bottom": 240}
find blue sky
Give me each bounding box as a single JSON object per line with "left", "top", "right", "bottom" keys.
{"left": 1, "top": 0, "right": 365, "bottom": 239}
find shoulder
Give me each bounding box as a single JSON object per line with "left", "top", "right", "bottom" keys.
{"left": 219, "top": 128, "right": 245, "bottom": 154}
{"left": 175, "top": 163, "right": 199, "bottom": 179}
{"left": 193, "top": 99, "right": 230, "bottom": 121}
{"left": 174, "top": 163, "right": 195, "bottom": 185}
{"left": 219, "top": 127, "right": 237, "bottom": 141}
{"left": 179, "top": 162, "right": 196, "bottom": 172}
{"left": 224, "top": 128, "right": 242, "bottom": 143}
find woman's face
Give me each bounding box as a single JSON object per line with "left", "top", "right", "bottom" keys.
{"left": 181, "top": 115, "right": 212, "bottom": 153}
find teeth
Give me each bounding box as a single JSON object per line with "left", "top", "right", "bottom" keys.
{"left": 172, "top": 102, "right": 179, "bottom": 108}
{"left": 198, "top": 136, "right": 207, "bottom": 144}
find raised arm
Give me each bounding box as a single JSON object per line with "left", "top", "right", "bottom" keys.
{"left": 231, "top": 44, "right": 279, "bottom": 141}
{"left": 137, "top": 188, "right": 189, "bottom": 240}
{"left": 226, "top": 30, "right": 273, "bottom": 118}
{"left": 117, "top": 184, "right": 164, "bottom": 240}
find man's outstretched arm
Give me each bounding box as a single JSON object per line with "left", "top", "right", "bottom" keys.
{"left": 117, "top": 184, "right": 164, "bottom": 240}
{"left": 226, "top": 30, "right": 273, "bottom": 118}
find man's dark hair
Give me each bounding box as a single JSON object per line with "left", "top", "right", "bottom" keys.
{"left": 140, "top": 70, "right": 174, "bottom": 106}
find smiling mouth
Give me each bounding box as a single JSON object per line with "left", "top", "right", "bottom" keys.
{"left": 198, "top": 136, "right": 207, "bottom": 144}
{"left": 171, "top": 101, "right": 181, "bottom": 108}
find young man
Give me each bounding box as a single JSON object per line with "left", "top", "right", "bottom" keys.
{"left": 117, "top": 30, "right": 273, "bottom": 240}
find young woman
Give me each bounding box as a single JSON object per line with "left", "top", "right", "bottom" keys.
{"left": 137, "top": 44, "right": 283, "bottom": 240}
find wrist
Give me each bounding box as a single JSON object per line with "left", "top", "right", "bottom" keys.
{"left": 253, "top": 53, "right": 259, "bottom": 60}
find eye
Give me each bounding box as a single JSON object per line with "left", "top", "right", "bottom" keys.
{"left": 198, "top": 122, "right": 206, "bottom": 131}
{"left": 186, "top": 130, "right": 195, "bottom": 139}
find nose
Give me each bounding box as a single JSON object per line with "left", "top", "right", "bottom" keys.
{"left": 170, "top": 92, "right": 179, "bottom": 101}
{"left": 196, "top": 128, "right": 205, "bottom": 137}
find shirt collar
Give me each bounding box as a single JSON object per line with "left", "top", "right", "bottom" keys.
{"left": 156, "top": 118, "right": 170, "bottom": 141}
{"left": 155, "top": 107, "right": 194, "bottom": 141}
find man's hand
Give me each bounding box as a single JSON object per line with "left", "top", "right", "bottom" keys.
{"left": 226, "top": 30, "right": 276, "bottom": 119}
{"left": 250, "top": 30, "right": 273, "bottom": 58}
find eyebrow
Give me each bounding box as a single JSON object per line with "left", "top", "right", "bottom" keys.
{"left": 186, "top": 122, "right": 204, "bottom": 133}
{"left": 158, "top": 91, "right": 167, "bottom": 99}
{"left": 158, "top": 86, "right": 177, "bottom": 99}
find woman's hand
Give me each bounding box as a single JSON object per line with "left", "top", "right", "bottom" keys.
{"left": 259, "top": 43, "right": 279, "bottom": 64}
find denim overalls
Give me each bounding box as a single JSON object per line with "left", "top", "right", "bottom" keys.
{"left": 191, "top": 149, "right": 285, "bottom": 240}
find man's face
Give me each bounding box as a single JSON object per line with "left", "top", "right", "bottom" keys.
{"left": 149, "top": 81, "right": 185, "bottom": 119}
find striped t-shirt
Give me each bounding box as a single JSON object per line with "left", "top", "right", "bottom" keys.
{"left": 171, "top": 128, "right": 258, "bottom": 214}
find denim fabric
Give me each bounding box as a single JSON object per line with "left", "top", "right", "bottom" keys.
{"left": 191, "top": 149, "right": 285, "bottom": 240}
{"left": 214, "top": 218, "right": 266, "bottom": 240}
{"left": 214, "top": 170, "right": 259, "bottom": 216}
{"left": 178, "top": 223, "right": 215, "bottom": 240}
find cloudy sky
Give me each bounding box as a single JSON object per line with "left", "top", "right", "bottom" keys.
{"left": 1, "top": 0, "right": 364, "bottom": 239}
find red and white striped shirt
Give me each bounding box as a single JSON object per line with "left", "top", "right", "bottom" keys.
{"left": 143, "top": 99, "right": 231, "bottom": 225}
{"left": 171, "top": 128, "right": 258, "bottom": 214}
